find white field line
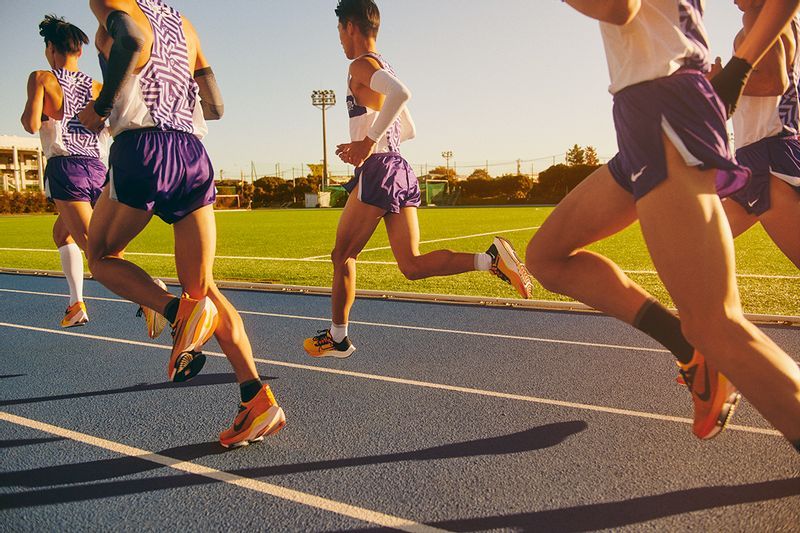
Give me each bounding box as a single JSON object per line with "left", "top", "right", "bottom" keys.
{"left": 1, "top": 246, "right": 796, "bottom": 279}
{"left": 0, "top": 321, "right": 782, "bottom": 437}
{"left": 302, "top": 226, "right": 542, "bottom": 259}
{"left": 0, "top": 287, "right": 669, "bottom": 353}
{"left": 0, "top": 412, "right": 446, "bottom": 533}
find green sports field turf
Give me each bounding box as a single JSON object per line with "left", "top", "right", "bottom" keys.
{"left": 0, "top": 206, "right": 797, "bottom": 316}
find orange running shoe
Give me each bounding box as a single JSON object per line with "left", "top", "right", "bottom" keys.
{"left": 678, "top": 351, "right": 740, "bottom": 439}
{"left": 487, "top": 236, "right": 534, "bottom": 299}
{"left": 136, "top": 279, "right": 169, "bottom": 339}
{"left": 61, "top": 302, "right": 89, "bottom": 328}
{"left": 168, "top": 296, "right": 219, "bottom": 382}
{"left": 303, "top": 329, "right": 356, "bottom": 358}
{"left": 219, "top": 385, "right": 286, "bottom": 448}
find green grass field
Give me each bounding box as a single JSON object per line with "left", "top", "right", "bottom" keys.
{"left": 0, "top": 206, "right": 797, "bottom": 315}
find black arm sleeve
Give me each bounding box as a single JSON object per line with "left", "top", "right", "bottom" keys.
{"left": 194, "top": 66, "right": 224, "bottom": 120}
{"left": 93, "top": 10, "right": 145, "bottom": 117}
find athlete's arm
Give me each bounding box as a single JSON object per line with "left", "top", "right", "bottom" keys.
{"left": 740, "top": 24, "right": 789, "bottom": 96}
{"left": 564, "top": 0, "right": 640, "bottom": 26}
{"left": 20, "top": 72, "right": 46, "bottom": 134}
{"left": 713, "top": 0, "right": 800, "bottom": 115}
{"left": 185, "top": 18, "right": 224, "bottom": 120}
{"left": 79, "top": 1, "right": 145, "bottom": 131}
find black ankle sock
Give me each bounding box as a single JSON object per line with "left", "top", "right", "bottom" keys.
{"left": 163, "top": 297, "right": 181, "bottom": 324}
{"left": 240, "top": 379, "right": 262, "bottom": 403}
{"left": 633, "top": 298, "right": 694, "bottom": 364}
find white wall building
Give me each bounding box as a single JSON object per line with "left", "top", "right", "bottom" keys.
{"left": 0, "top": 135, "right": 45, "bottom": 192}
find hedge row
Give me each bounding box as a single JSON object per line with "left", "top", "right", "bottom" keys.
{"left": 0, "top": 191, "right": 55, "bottom": 214}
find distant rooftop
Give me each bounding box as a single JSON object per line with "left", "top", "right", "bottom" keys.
{"left": 0, "top": 135, "right": 42, "bottom": 150}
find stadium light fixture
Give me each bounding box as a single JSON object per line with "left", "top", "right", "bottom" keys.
{"left": 312, "top": 90, "right": 336, "bottom": 190}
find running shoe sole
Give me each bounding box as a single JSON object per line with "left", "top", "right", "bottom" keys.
{"left": 221, "top": 405, "right": 286, "bottom": 449}
{"left": 307, "top": 345, "right": 357, "bottom": 359}
{"left": 168, "top": 298, "right": 218, "bottom": 382}
{"left": 493, "top": 236, "right": 533, "bottom": 299}
{"left": 171, "top": 351, "right": 207, "bottom": 383}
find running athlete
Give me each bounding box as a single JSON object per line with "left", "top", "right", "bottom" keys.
{"left": 525, "top": 0, "right": 800, "bottom": 451}
{"left": 304, "top": 0, "right": 533, "bottom": 359}
{"left": 78, "top": 0, "right": 284, "bottom": 448}
{"left": 20, "top": 15, "right": 108, "bottom": 328}
{"left": 722, "top": 1, "right": 800, "bottom": 269}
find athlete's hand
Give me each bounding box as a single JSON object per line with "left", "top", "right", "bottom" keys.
{"left": 77, "top": 101, "right": 107, "bottom": 132}
{"left": 336, "top": 137, "right": 376, "bottom": 167}
{"left": 710, "top": 56, "right": 753, "bottom": 118}
{"left": 706, "top": 56, "right": 723, "bottom": 81}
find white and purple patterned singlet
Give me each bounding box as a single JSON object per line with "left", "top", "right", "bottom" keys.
{"left": 107, "top": 0, "right": 207, "bottom": 138}
{"left": 733, "top": 16, "right": 800, "bottom": 149}
{"left": 39, "top": 69, "right": 105, "bottom": 159}
{"left": 600, "top": 0, "right": 711, "bottom": 94}
{"left": 347, "top": 53, "right": 403, "bottom": 153}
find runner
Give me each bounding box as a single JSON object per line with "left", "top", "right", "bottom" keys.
{"left": 526, "top": 0, "right": 800, "bottom": 450}
{"left": 20, "top": 15, "right": 108, "bottom": 328}
{"left": 304, "top": 0, "right": 533, "bottom": 359}
{"left": 79, "top": 0, "right": 284, "bottom": 448}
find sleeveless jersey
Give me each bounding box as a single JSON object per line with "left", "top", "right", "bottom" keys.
{"left": 733, "top": 16, "right": 800, "bottom": 149}
{"left": 39, "top": 69, "right": 106, "bottom": 159}
{"left": 108, "top": 0, "right": 207, "bottom": 138}
{"left": 600, "top": 0, "right": 711, "bottom": 94}
{"left": 347, "top": 53, "right": 403, "bottom": 153}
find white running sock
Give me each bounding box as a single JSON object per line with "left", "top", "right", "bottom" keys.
{"left": 330, "top": 323, "right": 348, "bottom": 343}
{"left": 474, "top": 253, "right": 493, "bottom": 272}
{"left": 58, "top": 243, "right": 84, "bottom": 305}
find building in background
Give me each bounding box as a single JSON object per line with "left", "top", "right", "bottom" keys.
{"left": 0, "top": 135, "right": 45, "bottom": 192}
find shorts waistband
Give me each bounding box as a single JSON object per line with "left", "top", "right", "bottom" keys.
{"left": 113, "top": 127, "right": 192, "bottom": 141}
{"left": 614, "top": 68, "right": 706, "bottom": 97}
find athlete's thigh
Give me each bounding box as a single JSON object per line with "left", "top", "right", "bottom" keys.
{"left": 87, "top": 188, "right": 153, "bottom": 260}
{"left": 721, "top": 197, "right": 758, "bottom": 238}
{"left": 384, "top": 207, "right": 421, "bottom": 263}
{"left": 529, "top": 164, "right": 638, "bottom": 257}
{"left": 758, "top": 176, "right": 800, "bottom": 268}
{"left": 53, "top": 199, "right": 93, "bottom": 250}
{"left": 333, "top": 186, "right": 386, "bottom": 259}
{"left": 636, "top": 134, "right": 739, "bottom": 315}
{"left": 172, "top": 204, "right": 216, "bottom": 296}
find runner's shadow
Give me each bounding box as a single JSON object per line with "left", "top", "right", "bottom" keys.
{"left": 0, "top": 374, "right": 26, "bottom": 379}
{"left": 0, "top": 373, "right": 277, "bottom": 407}
{"left": 0, "top": 421, "right": 586, "bottom": 505}
{"left": 0, "top": 437, "right": 65, "bottom": 449}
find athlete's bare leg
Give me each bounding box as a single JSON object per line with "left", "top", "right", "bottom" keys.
{"left": 173, "top": 205, "right": 259, "bottom": 383}
{"left": 526, "top": 164, "right": 650, "bottom": 323}
{"left": 330, "top": 186, "right": 385, "bottom": 325}
{"left": 384, "top": 206, "right": 475, "bottom": 281}
{"left": 52, "top": 215, "right": 74, "bottom": 248}
{"left": 52, "top": 200, "right": 93, "bottom": 251}
{"left": 636, "top": 135, "right": 800, "bottom": 441}
{"left": 757, "top": 176, "right": 800, "bottom": 268}
{"left": 722, "top": 197, "right": 758, "bottom": 239}
{"left": 87, "top": 188, "right": 170, "bottom": 312}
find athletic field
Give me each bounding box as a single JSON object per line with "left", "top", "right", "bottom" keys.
{"left": 0, "top": 206, "right": 797, "bottom": 316}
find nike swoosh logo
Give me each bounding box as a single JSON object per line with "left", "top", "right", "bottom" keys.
{"left": 630, "top": 166, "right": 647, "bottom": 183}
{"left": 748, "top": 199, "right": 759, "bottom": 207}
{"left": 233, "top": 409, "right": 252, "bottom": 432}
{"left": 692, "top": 366, "right": 712, "bottom": 403}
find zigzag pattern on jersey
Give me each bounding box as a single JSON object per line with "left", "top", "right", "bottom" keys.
{"left": 678, "top": 0, "right": 711, "bottom": 72}
{"left": 136, "top": 0, "right": 198, "bottom": 133}
{"left": 53, "top": 69, "right": 102, "bottom": 158}
{"left": 779, "top": 17, "right": 800, "bottom": 136}
{"left": 360, "top": 53, "right": 402, "bottom": 152}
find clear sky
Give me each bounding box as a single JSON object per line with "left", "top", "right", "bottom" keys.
{"left": 0, "top": 1, "right": 744, "bottom": 178}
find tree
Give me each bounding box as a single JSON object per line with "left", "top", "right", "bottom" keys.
{"left": 307, "top": 163, "right": 324, "bottom": 178}
{"left": 566, "top": 144, "right": 585, "bottom": 166}
{"left": 429, "top": 166, "right": 456, "bottom": 178}
{"left": 585, "top": 146, "right": 599, "bottom": 166}
{"left": 468, "top": 168, "right": 492, "bottom": 180}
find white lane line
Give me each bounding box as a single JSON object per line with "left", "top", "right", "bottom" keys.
{"left": 302, "top": 226, "right": 542, "bottom": 259}
{"left": 2, "top": 246, "right": 796, "bottom": 279}
{"left": 0, "top": 287, "right": 669, "bottom": 353}
{"left": 0, "top": 412, "right": 445, "bottom": 533}
{"left": 0, "top": 321, "right": 781, "bottom": 437}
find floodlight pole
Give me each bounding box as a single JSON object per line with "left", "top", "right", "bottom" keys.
{"left": 442, "top": 150, "right": 453, "bottom": 174}
{"left": 312, "top": 90, "right": 336, "bottom": 190}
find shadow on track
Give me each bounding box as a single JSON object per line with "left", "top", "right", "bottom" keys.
{"left": 0, "top": 421, "right": 586, "bottom": 507}
{"left": 0, "top": 373, "right": 278, "bottom": 407}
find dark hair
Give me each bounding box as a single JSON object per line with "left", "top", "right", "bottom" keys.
{"left": 335, "top": 0, "right": 380, "bottom": 38}
{"left": 39, "top": 14, "right": 89, "bottom": 55}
